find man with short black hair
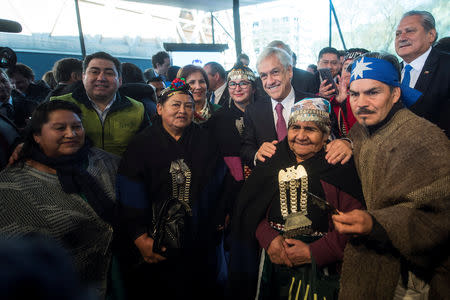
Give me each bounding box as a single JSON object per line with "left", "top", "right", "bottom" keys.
{"left": 51, "top": 51, "right": 149, "bottom": 156}
{"left": 316, "top": 47, "right": 342, "bottom": 99}
{"left": 204, "top": 61, "right": 229, "bottom": 106}
{"left": 395, "top": 10, "right": 450, "bottom": 137}
{"left": 45, "top": 58, "right": 83, "bottom": 101}
{"left": 151, "top": 51, "right": 171, "bottom": 86}
{"left": 317, "top": 47, "right": 341, "bottom": 78}
{"left": 333, "top": 52, "right": 450, "bottom": 300}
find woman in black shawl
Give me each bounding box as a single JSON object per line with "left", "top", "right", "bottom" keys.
{"left": 0, "top": 100, "right": 118, "bottom": 298}
{"left": 229, "top": 98, "right": 365, "bottom": 300}
{"left": 117, "top": 78, "right": 230, "bottom": 300}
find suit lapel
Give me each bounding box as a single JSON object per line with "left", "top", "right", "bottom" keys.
{"left": 218, "top": 88, "right": 230, "bottom": 107}
{"left": 259, "top": 98, "right": 277, "bottom": 140}
{"left": 414, "top": 47, "right": 439, "bottom": 93}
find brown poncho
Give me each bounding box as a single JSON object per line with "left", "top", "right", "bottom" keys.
{"left": 340, "top": 109, "right": 450, "bottom": 300}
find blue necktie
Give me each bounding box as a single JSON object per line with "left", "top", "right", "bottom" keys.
{"left": 210, "top": 92, "right": 215, "bottom": 104}
{"left": 402, "top": 64, "right": 413, "bottom": 87}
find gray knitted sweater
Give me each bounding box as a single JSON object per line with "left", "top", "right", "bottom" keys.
{"left": 0, "top": 147, "right": 119, "bottom": 296}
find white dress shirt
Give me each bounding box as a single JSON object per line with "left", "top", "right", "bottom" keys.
{"left": 401, "top": 47, "right": 432, "bottom": 88}
{"left": 271, "top": 86, "right": 295, "bottom": 129}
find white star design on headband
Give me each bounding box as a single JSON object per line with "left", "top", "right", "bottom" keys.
{"left": 351, "top": 57, "right": 373, "bottom": 80}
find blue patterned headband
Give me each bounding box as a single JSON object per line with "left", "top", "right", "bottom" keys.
{"left": 349, "top": 56, "right": 422, "bottom": 107}
{"left": 289, "top": 98, "right": 331, "bottom": 127}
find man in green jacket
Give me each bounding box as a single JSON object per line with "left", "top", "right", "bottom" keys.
{"left": 52, "top": 51, "right": 149, "bottom": 156}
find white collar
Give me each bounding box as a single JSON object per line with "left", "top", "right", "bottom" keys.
{"left": 271, "top": 85, "right": 295, "bottom": 108}
{"left": 87, "top": 94, "right": 116, "bottom": 112}
{"left": 406, "top": 46, "right": 432, "bottom": 71}
{"left": 214, "top": 81, "right": 227, "bottom": 98}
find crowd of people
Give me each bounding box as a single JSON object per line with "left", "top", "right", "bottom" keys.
{"left": 0, "top": 9, "right": 449, "bottom": 300}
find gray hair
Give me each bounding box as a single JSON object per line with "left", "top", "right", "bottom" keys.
{"left": 266, "top": 40, "right": 293, "bottom": 57}
{"left": 401, "top": 10, "right": 438, "bottom": 43}
{"left": 256, "top": 47, "right": 293, "bottom": 71}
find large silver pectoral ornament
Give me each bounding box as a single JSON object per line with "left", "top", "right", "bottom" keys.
{"left": 278, "top": 165, "right": 311, "bottom": 234}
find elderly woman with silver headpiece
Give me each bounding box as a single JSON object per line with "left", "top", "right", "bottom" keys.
{"left": 229, "top": 98, "right": 365, "bottom": 300}
{"left": 116, "top": 78, "right": 232, "bottom": 300}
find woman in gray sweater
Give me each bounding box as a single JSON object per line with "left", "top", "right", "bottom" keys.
{"left": 0, "top": 100, "right": 119, "bottom": 299}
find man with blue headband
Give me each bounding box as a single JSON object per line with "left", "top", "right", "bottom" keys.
{"left": 332, "top": 52, "right": 450, "bottom": 299}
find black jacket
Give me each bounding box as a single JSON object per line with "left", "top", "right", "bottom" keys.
{"left": 240, "top": 88, "right": 315, "bottom": 167}
{"left": 407, "top": 47, "right": 450, "bottom": 137}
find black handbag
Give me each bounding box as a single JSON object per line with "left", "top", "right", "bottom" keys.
{"left": 152, "top": 197, "right": 190, "bottom": 257}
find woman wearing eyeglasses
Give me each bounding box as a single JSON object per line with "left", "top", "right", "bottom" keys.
{"left": 226, "top": 62, "right": 256, "bottom": 118}
{"left": 206, "top": 62, "right": 257, "bottom": 184}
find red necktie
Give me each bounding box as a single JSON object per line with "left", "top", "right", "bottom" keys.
{"left": 275, "top": 103, "right": 287, "bottom": 141}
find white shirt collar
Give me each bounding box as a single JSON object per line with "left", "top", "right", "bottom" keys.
{"left": 271, "top": 85, "right": 295, "bottom": 127}
{"left": 87, "top": 94, "right": 117, "bottom": 123}
{"left": 407, "top": 46, "right": 432, "bottom": 72}
{"left": 271, "top": 85, "right": 295, "bottom": 110}
{"left": 213, "top": 81, "right": 227, "bottom": 103}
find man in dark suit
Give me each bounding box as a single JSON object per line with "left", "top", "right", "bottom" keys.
{"left": 204, "top": 61, "right": 230, "bottom": 107}
{"left": 395, "top": 10, "right": 450, "bottom": 137}
{"left": 241, "top": 47, "right": 352, "bottom": 168}
{"left": 254, "top": 41, "right": 318, "bottom": 102}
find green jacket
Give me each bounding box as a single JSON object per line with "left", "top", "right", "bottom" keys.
{"left": 51, "top": 86, "right": 149, "bottom": 156}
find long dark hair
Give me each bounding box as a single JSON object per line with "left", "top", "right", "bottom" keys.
{"left": 18, "top": 100, "right": 83, "bottom": 163}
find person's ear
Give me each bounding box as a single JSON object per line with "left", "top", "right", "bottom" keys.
{"left": 71, "top": 72, "right": 82, "bottom": 82}
{"left": 392, "top": 86, "right": 401, "bottom": 104}
{"left": 33, "top": 134, "right": 41, "bottom": 145}
{"left": 427, "top": 29, "right": 437, "bottom": 45}
{"left": 156, "top": 103, "right": 163, "bottom": 116}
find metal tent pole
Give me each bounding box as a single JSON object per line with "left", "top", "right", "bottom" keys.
{"left": 211, "top": 12, "right": 215, "bottom": 44}
{"left": 330, "top": 0, "right": 347, "bottom": 50}
{"left": 233, "top": 0, "right": 242, "bottom": 57}
{"left": 329, "top": 0, "right": 332, "bottom": 47}
{"left": 74, "top": 0, "right": 86, "bottom": 58}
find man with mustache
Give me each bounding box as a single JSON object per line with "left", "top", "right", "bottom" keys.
{"left": 241, "top": 46, "right": 352, "bottom": 169}
{"left": 395, "top": 10, "right": 450, "bottom": 137}
{"left": 51, "top": 51, "right": 149, "bottom": 156}
{"left": 332, "top": 52, "right": 450, "bottom": 299}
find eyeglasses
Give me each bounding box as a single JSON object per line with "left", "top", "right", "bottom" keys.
{"left": 228, "top": 81, "right": 251, "bottom": 89}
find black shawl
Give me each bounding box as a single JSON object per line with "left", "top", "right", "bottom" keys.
{"left": 228, "top": 138, "right": 364, "bottom": 299}
{"left": 30, "top": 140, "right": 116, "bottom": 225}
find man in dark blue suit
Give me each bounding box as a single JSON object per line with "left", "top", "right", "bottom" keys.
{"left": 241, "top": 47, "right": 352, "bottom": 168}
{"left": 395, "top": 10, "right": 450, "bottom": 137}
